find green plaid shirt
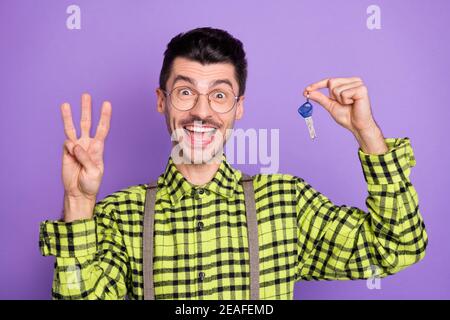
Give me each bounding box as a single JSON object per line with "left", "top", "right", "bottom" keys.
{"left": 39, "top": 137, "right": 427, "bottom": 300}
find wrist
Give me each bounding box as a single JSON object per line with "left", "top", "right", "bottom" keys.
{"left": 352, "top": 123, "right": 388, "bottom": 155}
{"left": 63, "top": 193, "right": 96, "bottom": 222}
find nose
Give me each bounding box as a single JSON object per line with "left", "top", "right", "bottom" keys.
{"left": 189, "top": 94, "right": 213, "bottom": 118}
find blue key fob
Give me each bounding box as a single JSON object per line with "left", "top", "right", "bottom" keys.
{"left": 298, "top": 101, "right": 313, "bottom": 118}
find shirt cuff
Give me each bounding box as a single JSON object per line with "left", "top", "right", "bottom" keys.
{"left": 358, "top": 137, "right": 416, "bottom": 185}
{"left": 39, "top": 218, "right": 97, "bottom": 258}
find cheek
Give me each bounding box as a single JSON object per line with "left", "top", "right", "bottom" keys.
{"left": 165, "top": 108, "right": 178, "bottom": 127}
{"left": 218, "top": 113, "right": 236, "bottom": 134}
{"left": 226, "top": 111, "right": 238, "bottom": 127}
{"left": 216, "top": 115, "right": 235, "bottom": 144}
{"left": 163, "top": 108, "right": 178, "bottom": 134}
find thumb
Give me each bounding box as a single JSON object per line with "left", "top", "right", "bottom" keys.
{"left": 64, "top": 139, "right": 76, "bottom": 156}
{"left": 73, "top": 144, "right": 97, "bottom": 174}
{"left": 305, "top": 90, "right": 336, "bottom": 114}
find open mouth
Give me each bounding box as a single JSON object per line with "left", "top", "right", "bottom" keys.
{"left": 182, "top": 124, "right": 218, "bottom": 148}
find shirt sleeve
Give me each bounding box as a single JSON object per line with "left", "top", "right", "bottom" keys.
{"left": 295, "top": 137, "right": 428, "bottom": 281}
{"left": 39, "top": 197, "right": 129, "bottom": 299}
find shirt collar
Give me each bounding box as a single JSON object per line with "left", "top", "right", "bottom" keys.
{"left": 162, "top": 153, "right": 242, "bottom": 205}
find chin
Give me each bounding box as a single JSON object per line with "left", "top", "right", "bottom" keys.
{"left": 170, "top": 126, "right": 226, "bottom": 165}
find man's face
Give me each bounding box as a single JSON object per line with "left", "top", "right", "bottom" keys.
{"left": 156, "top": 57, "right": 244, "bottom": 164}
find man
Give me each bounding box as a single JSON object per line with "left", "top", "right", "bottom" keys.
{"left": 39, "top": 27, "right": 428, "bottom": 300}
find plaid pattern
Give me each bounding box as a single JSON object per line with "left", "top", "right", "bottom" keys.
{"left": 39, "top": 137, "right": 427, "bottom": 300}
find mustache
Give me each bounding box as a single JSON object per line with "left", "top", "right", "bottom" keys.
{"left": 179, "top": 116, "right": 222, "bottom": 128}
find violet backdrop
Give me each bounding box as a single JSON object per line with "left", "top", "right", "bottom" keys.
{"left": 0, "top": 0, "right": 448, "bottom": 299}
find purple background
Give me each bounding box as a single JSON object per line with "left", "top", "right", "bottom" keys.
{"left": 1, "top": 0, "right": 448, "bottom": 300}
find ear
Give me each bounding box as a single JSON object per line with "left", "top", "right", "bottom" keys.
{"left": 235, "top": 95, "right": 244, "bottom": 120}
{"left": 156, "top": 88, "right": 165, "bottom": 113}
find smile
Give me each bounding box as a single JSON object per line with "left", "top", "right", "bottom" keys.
{"left": 182, "top": 125, "right": 218, "bottom": 148}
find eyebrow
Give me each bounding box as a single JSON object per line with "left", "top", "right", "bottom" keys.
{"left": 172, "top": 74, "right": 235, "bottom": 91}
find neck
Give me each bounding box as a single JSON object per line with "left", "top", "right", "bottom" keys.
{"left": 175, "top": 159, "right": 221, "bottom": 186}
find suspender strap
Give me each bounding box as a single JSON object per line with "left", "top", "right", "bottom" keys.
{"left": 143, "top": 180, "right": 157, "bottom": 300}
{"left": 143, "top": 173, "right": 259, "bottom": 300}
{"left": 241, "top": 174, "right": 260, "bottom": 300}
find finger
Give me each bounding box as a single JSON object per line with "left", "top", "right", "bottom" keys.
{"left": 80, "top": 93, "right": 92, "bottom": 139}
{"left": 63, "top": 139, "right": 76, "bottom": 157}
{"left": 94, "top": 101, "right": 112, "bottom": 141}
{"left": 341, "top": 85, "right": 368, "bottom": 104}
{"left": 60, "top": 103, "right": 77, "bottom": 141}
{"left": 306, "top": 90, "right": 338, "bottom": 114}
{"left": 73, "top": 144, "right": 97, "bottom": 174}
{"left": 332, "top": 81, "right": 363, "bottom": 105}
{"left": 306, "top": 77, "right": 362, "bottom": 91}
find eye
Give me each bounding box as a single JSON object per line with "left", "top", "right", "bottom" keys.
{"left": 180, "top": 88, "right": 193, "bottom": 96}
{"left": 212, "top": 91, "right": 226, "bottom": 99}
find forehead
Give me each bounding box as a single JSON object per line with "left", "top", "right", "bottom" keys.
{"left": 169, "top": 57, "right": 238, "bottom": 91}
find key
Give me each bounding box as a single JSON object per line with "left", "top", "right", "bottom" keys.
{"left": 297, "top": 92, "right": 317, "bottom": 139}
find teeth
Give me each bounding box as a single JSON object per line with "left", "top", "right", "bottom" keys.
{"left": 185, "top": 125, "right": 216, "bottom": 133}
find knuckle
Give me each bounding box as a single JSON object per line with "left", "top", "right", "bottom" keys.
{"left": 92, "top": 168, "right": 103, "bottom": 180}
{"left": 360, "top": 85, "right": 368, "bottom": 93}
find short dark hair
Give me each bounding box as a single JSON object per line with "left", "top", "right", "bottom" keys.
{"left": 159, "top": 27, "right": 248, "bottom": 96}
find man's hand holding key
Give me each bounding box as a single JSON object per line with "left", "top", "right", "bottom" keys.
{"left": 303, "top": 77, "right": 388, "bottom": 155}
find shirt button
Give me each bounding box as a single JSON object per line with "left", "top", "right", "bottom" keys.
{"left": 197, "top": 221, "right": 204, "bottom": 231}
{"left": 197, "top": 188, "right": 204, "bottom": 195}
{"left": 199, "top": 272, "right": 205, "bottom": 281}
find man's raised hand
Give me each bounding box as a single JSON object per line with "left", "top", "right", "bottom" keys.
{"left": 61, "top": 93, "right": 112, "bottom": 222}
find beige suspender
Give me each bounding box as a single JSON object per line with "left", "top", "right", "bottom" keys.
{"left": 242, "top": 173, "right": 260, "bottom": 300}
{"left": 143, "top": 179, "right": 157, "bottom": 301}
{"left": 143, "top": 174, "right": 259, "bottom": 300}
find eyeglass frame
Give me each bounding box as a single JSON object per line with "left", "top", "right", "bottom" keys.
{"left": 161, "top": 85, "right": 241, "bottom": 114}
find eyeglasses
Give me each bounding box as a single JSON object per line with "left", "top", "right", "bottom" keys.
{"left": 162, "top": 86, "right": 240, "bottom": 114}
